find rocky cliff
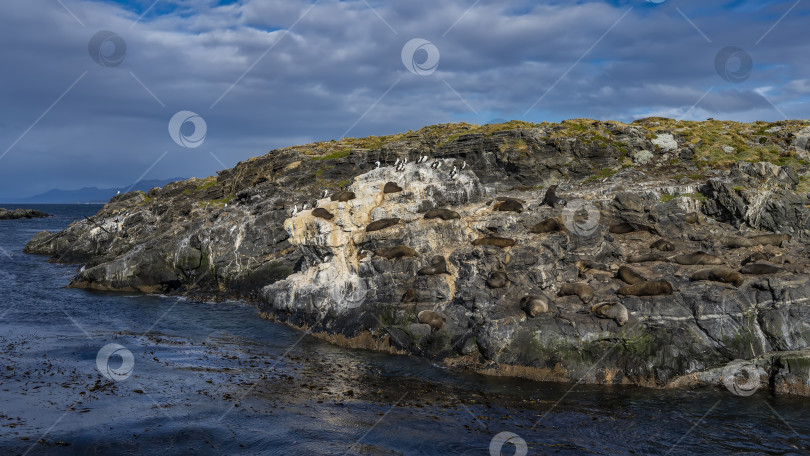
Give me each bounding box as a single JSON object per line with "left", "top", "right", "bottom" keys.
{"left": 24, "top": 118, "right": 810, "bottom": 395}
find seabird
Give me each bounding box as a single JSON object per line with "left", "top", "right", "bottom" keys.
{"left": 461, "top": 161, "right": 466, "bottom": 170}
{"left": 431, "top": 161, "right": 438, "bottom": 169}
{"left": 435, "top": 161, "right": 442, "bottom": 170}
{"left": 323, "top": 190, "right": 328, "bottom": 198}
{"left": 421, "top": 155, "right": 428, "bottom": 164}
{"left": 303, "top": 203, "right": 310, "bottom": 210}
{"left": 395, "top": 158, "right": 400, "bottom": 166}
{"left": 375, "top": 161, "right": 381, "bottom": 169}
{"left": 292, "top": 205, "right": 298, "bottom": 215}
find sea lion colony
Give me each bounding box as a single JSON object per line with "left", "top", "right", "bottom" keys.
{"left": 292, "top": 159, "right": 795, "bottom": 331}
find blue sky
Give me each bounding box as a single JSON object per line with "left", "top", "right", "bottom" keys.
{"left": 0, "top": 0, "right": 808, "bottom": 199}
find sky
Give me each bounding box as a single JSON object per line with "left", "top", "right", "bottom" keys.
{"left": 0, "top": 0, "right": 808, "bottom": 200}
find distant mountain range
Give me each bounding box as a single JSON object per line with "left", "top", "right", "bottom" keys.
{"left": 3, "top": 178, "right": 186, "bottom": 204}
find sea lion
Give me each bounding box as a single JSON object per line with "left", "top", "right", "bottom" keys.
{"left": 616, "top": 265, "right": 645, "bottom": 285}
{"left": 376, "top": 245, "right": 418, "bottom": 259}
{"left": 673, "top": 251, "right": 724, "bottom": 265}
{"left": 424, "top": 208, "right": 461, "bottom": 220}
{"left": 685, "top": 212, "right": 699, "bottom": 224}
{"left": 383, "top": 182, "right": 403, "bottom": 194}
{"left": 542, "top": 185, "right": 566, "bottom": 207}
{"left": 471, "top": 236, "right": 516, "bottom": 248}
{"left": 330, "top": 191, "right": 356, "bottom": 202}
{"left": 366, "top": 218, "right": 400, "bottom": 232}
{"left": 494, "top": 198, "right": 523, "bottom": 213}
{"left": 520, "top": 295, "right": 550, "bottom": 317}
{"left": 609, "top": 222, "right": 659, "bottom": 235}
{"left": 719, "top": 236, "right": 756, "bottom": 249}
{"left": 627, "top": 253, "right": 669, "bottom": 263}
{"left": 417, "top": 310, "right": 445, "bottom": 331}
{"left": 591, "top": 302, "right": 629, "bottom": 326}
{"left": 401, "top": 288, "right": 416, "bottom": 303}
{"left": 740, "top": 262, "right": 783, "bottom": 275}
{"left": 741, "top": 252, "right": 769, "bottom": 265}
{"left": 557, "top": 283, "right": 594, "bottom": 304}
{"left": 576, "top": 260, "right": 609, "bottom": 273}
{"left": 617, "top": 280, "right": 674, "bottom": 296}
{"left": 311, "top": 208, "right": 334, "bottom": 220}
{"left": 417, "top": 256, "right": 448, "bottom": 275}
{"left": 691, "top": 267, "right": 744, "bottom": 287}
{"left": 650, "top": 239, "right": 674, "bottom": 252}
{"left": 530, "top": 218, "right": 563, "bottom": 234}
{"left": 748, "top": 234, "right": 791, "bottom": 247}
{"left": 486, "top": 271, "right": 509, "bottom": 288}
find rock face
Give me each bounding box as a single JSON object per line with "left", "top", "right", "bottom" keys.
{"left": 23, "top": 118, "right": 810, "bottom": 395}
{"left": 0, "top": 208, "right": 50, "bottom": 220}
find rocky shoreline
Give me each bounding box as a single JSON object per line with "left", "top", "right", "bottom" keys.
{"left": 0, "top": 208, "right": 51, "bottom": 220}
{"left": 24, "top": 118, "right": 810, "bottom": 395}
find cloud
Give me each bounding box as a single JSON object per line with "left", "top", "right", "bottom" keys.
{"left": 0, "top": 0, "right": 808, "bottom": 199}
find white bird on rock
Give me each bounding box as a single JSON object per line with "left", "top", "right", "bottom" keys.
{"left": 375, "top": 161, "right": 381, "bottom": 169}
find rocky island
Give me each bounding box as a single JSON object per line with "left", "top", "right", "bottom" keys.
{"left": 0, "top": 208, "right": 51, "bottom": 220}
{"left": 24, "top": 118, "right": 810, "bottom": 395}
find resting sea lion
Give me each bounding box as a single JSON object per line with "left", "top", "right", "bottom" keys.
{"left": 616, "top": 265, "right": 645, "bottom": 285}
{"left": 471, "top": 236, "right": 516, "bottom": 248}
{"left": 417, "top": 256, "right": 448, "bottom": 275}
{"left": 376, "top": 245, "right": 418, "bottom": 259}
{"left": 401, "top": 288, "right": 416, "bottom": 303}
{"left": 417, "top": 310, "right": 445, "bottom": 331}
{"left": 486, "top": 271, "right": 509, "bottom": 288}
{"left": 741, "top": 252, "right": 769, "bottom": 265}
{"left": 673, "top": 251, "right": 724, "bottom": 265}
{"left": 591, "top": 302, "right": 629, "bottom": 326}
{"left": 530, "top": 218, "right": 563, "bottom": 234}
{"left": 748, "top": 234, "right": 791, "bottom": 247}
{"left": 740, "top": 262, "right": 783, "bottom": 275}
{"left": 542, "top": 185, "right": 566, "bottom": 207}
{"left": 366, "top": 218, "right": 400, "bottom": 232}
{"left": 494, "top": 198, "right": 523, "bottom": 213}
{"left": 691, "top": 267, "right": 744, "bottom": 287}
{"left": 650, "top": 239, "right": 674, "bottom": 251}
{"left": 627, "top": 253, "right": 669, "bottom": 263}
{"left": 424, "top": 208, "right": 461, "bottom": 220}
{"left": 330, "top": 190, "right": 356, "bottom": 202}
{"left": 685, "top": 212, "right": 699, "bottom": 224}
{"left": 617, "top": 280, "right": 674, "bottom": 296}
{"left": 609, "top": 222, "right": 659, "bottom": 235}
{"left": 311, "top": 208, "right": 334, "bottom": 220}
{"left": 720, "top": 236, "right": 756, "bottom": 249}
{"left": 383, "top": 182, "right": 403, "bottom": 194}
{"left": 557, "top": 283, "right": 594, "bottom": 304}
{"left": 520, "top": 295, "right": 550, "bottom": 317}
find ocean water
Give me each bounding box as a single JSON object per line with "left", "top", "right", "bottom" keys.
{"left": 0, "top": 204, "right": 808, "bottom": 455}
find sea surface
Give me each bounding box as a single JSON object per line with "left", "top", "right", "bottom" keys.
{"left": 0, "top": 204, "right": 808, "bottom": 455}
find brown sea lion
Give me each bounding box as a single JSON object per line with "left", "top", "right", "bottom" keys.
{"left": 650, "top": 239, "right": 674, "bottom": 251}
{"left": 520, "top": 295, "right": 550, "bottom": 317}
{"left": 542, "top": 185, "right": 566, "bottom": 207}
{"left": 616, "top": 265, "right": 645, "bottom": 285}
{"left": 383, "top": 182, "right": 403, "bottom": 194}
{"left": 720, "top": 236, "right": 756, "bottom": 249}
{"left": 617, "top": 280, "right": 674, "bottom": 296}
{"left": 748, "top": 234, "right": 791, "bottom": 247}
{"left": 424, "top": 208, "right": 461, "bottom": 220}
{"left": 609, "top": 222, "right": 659, "bottom": 235}
{"left": 486, "top": 271, "right": 509, "bottom": 288}
{"left": 741, "top": 252, "right": 770, "bottom": 265}
{"left": 494, "top": 198, "right": 523, "bottom": 213}
{"left": 417, "top": 310, "right": 445, "bottom": 331}
{"left": 591, "top": 302, "right": 629, "bottom": 326}
{"left": 685, "top": 212, "right": 699, "bottom": 224}
{"left": 627, "top": 253, "right": 669, "bottom": 263}
{"left": 417, "top": 256, "right": 448, "bottom": 275}
{"left": 740, "top": 262, "right": 783, "bottom": 275}
{"left": 691, "top": 267, "right": 744, "bottom": 287}
{"left": 311, "top": 208, "right": 334, "bottom": 220}
{"left": 366, "top": 218, "right": 400, "bottom": 232}
{"left": 401, "top": 288, "right": 416, "bottom": 303}
{"left": 471, "top": 236, "right": 516, "bottom": 248}
{"left": 376, "top": 245, "right": 418, "bottom": 259}
{"left": 330, "top": 190, "right": 356, "bottom": 202}
{"left": 530, "top": 218, "right": 563, "bottom": 234}
{"left": 557, "top": 283, "right": 594, "bottom": 304}
{"left": 673, "top": 251, "right": 724, "bottom": 265}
